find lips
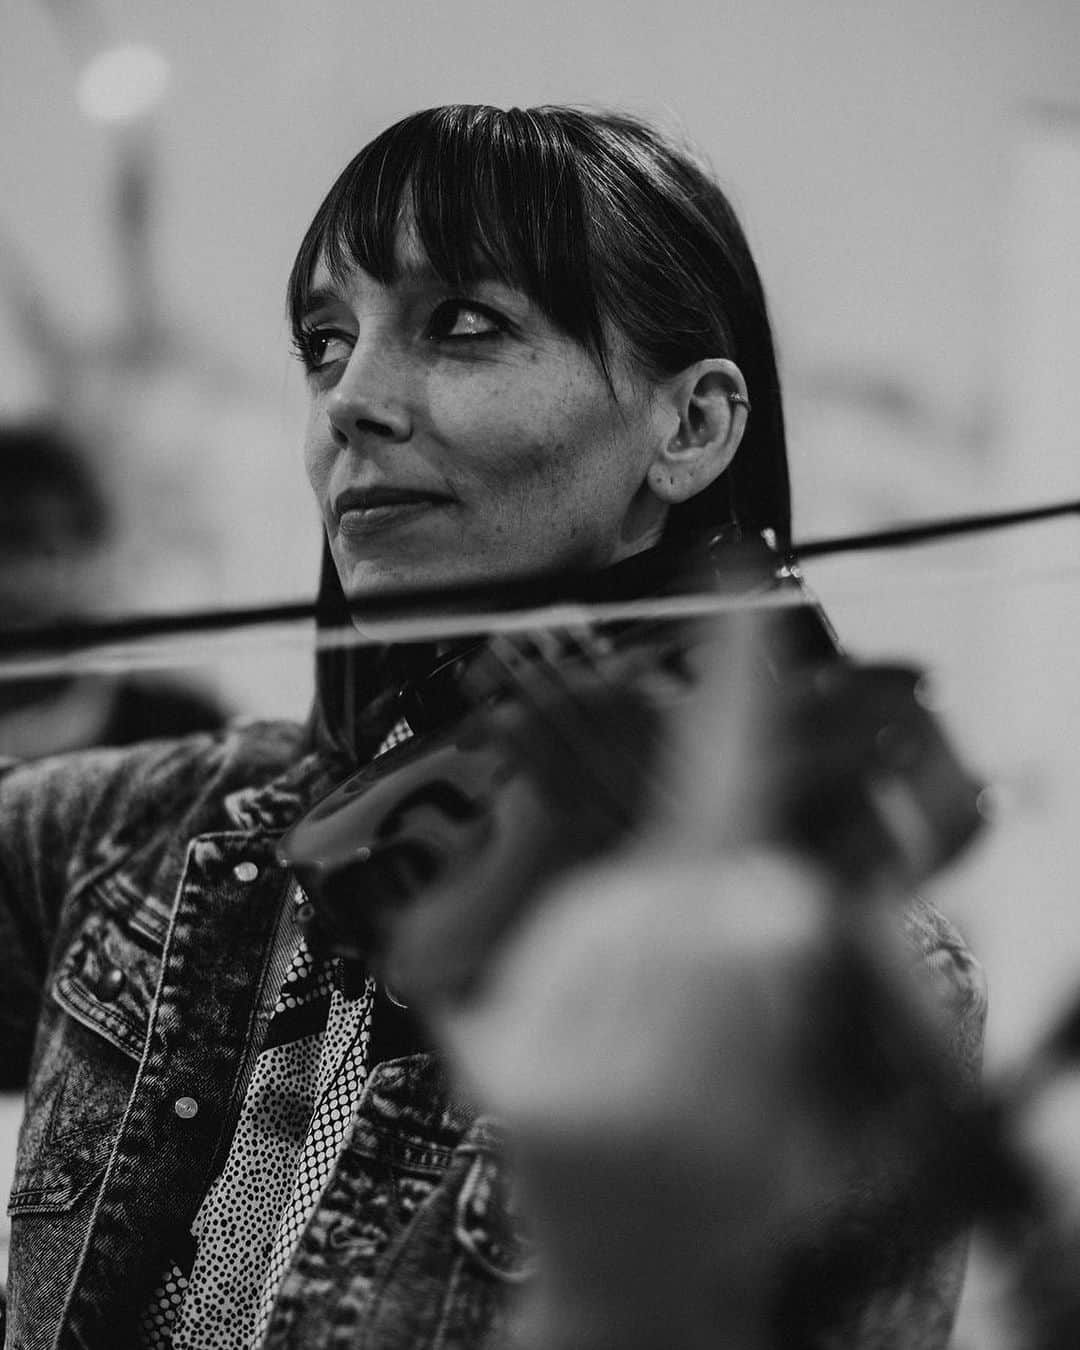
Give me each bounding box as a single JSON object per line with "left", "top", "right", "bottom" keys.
{"left": 332, "top": 484, "right": 453, "bottom": 529}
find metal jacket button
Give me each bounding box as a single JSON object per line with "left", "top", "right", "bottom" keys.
{"left": 174, "top": 1096, "right": 199, "bottom": 1120}
{"left": 97, "top": 966, "right": 126, "bottom": 1001}
{"left": 233, "top": 861, "right": 259, "bottom": 883}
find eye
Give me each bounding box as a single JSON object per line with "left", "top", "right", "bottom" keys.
{"left": 427, "top": 299, "right": 505, "bottom": 341}
{"left": 294, "top": 325, "right": 354, "bottom": 372}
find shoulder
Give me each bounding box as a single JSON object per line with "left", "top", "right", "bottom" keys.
{"left": 99, "top": 674, "right": 229, "bottom": 745}
{"left": 0, "top": 718, "right": 311, "bottom": 846}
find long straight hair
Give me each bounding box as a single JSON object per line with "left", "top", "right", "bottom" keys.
{"left": 290, "top": 105, "right": 792, "bottom": 757}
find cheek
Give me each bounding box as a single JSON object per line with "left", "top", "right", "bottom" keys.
{"left": 434, "top": 360, "right": 656, "bottom": 548}
{"left": 459, "top": 431, "right": 582, "bottom": 538}
{"left": 468, "top": 434, "right": 618, "bottom": 562}
{"left": 446, "top": 380, "right": 600, "bottom": 496}
{"left": 302, "top": 409, "right": 332, "bottom": 497}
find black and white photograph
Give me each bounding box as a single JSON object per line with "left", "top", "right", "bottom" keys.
{"left": 2, "top": 3, "right": 1079, "bottom": 1346}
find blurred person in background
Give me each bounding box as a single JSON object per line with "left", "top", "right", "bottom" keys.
{"left": 0, "top": 422, "right": 229, "bottom": 1318}
{"left": 0, "top": 106, "right": 985, "bottom": 1350}
{"left": 0, "top": 421, "right": 229, "bottom": 1328}
{"left": 0, "top": 422, "right": 227, "bottom": 760}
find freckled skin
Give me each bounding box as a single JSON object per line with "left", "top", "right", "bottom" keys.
{"left": 300, "top": 234, "right": 672, "bottom": 597}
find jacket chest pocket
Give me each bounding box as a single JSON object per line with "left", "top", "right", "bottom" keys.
{"left": 51, "top": 904, "right": 163, "bottom": 1062}
{"left": 8, "top": 904, "right": 162, "bottom": 1215}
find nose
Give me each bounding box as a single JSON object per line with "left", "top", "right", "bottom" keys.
{"left": 325, "top": 341, "right": 412, "bottom": 447}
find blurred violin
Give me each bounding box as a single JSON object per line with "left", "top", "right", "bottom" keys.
{"left": 278, "top": 531, "right": 984, "bottom": 1002}
{"left": 277, "top": 530, "right": 998, "bottom": 1350}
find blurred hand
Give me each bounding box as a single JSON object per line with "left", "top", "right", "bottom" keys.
{"left": 425, "top": 843, "right": 935, "bottom": 1350}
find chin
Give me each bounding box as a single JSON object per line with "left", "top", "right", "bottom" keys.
{"left": 338, "top": 556, "right": 447, "bottom": 599}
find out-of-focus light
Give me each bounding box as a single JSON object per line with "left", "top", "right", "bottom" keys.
{"left": 77, "top": 44, "right": 171, "bottom": 123}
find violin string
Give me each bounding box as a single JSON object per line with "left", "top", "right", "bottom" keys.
{"left": 0, "top": 590, "right": 811, "bottom": 681}
{"left": 555, "top": 625, "right": 691, "bottom": 821}
{"left": 5, "top": 542, "right": 1080, "bottom": 682}
{"left": 471, "top": 616, "right": 782, "bottom": 858}
{"left": 795, "top": 495, "right": 1080, "bottom": 560}
{"left": 475, "top": 630, "right": 678, "bottom": 825}
{"left": 1, "top": 491, "right": 1079, "bottom": 670}
{"left": 482, "top": 632, "right": 647, "bottom": 814}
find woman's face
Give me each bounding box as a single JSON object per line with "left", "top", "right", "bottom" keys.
{"left": 299, "top": 229, "right": 672, "bottom": 598}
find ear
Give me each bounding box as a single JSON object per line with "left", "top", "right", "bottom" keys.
{"left": 646, "top": 359, "right": 749, "bottom": 505}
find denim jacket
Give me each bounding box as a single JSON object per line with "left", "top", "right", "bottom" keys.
{"left": 0, "top": 713, "right": 988, "bottom": 1350}
{"left": 0, "top": 722, "right": 556, "bottom": 1350}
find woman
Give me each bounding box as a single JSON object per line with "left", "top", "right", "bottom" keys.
{"left": 0, "top": 105, "right": 985, "bottom": 1349}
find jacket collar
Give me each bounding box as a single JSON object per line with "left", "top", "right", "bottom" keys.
{"left": 221, "top": 741, "right": 351, "bottom": 834}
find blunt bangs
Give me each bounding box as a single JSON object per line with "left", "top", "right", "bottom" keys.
{"left": 287, "top": 106, "right": 608, "bottom": 367}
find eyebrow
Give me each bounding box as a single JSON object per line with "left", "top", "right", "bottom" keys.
{"left": 299, "top": 286, "right": 343, "bottom": 317}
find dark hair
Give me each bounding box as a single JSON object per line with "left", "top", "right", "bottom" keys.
{"left": 287, "top": 104, "right": 791, "bottom": 548}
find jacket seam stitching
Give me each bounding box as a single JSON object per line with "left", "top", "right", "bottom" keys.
{"left": 47, "top": 838, "right": 200, "bottom": 1350}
